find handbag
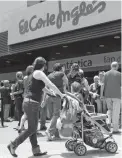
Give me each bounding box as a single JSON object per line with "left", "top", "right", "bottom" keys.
{"left": 85, "top": 100, "right": 95, "bottom": 114}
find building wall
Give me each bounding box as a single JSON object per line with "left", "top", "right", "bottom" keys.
{"left": 0, "top": 31, "right": 8, "bottom": 57}
{"left": 0, "top": 1, "right": 26, "bottom": 33}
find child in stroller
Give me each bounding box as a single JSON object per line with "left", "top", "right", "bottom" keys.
{"left": 57, "top": 82, "right": 118, "bottom": 156}
{"left": 57, "top": 82, "right": 89, "bottom": 137}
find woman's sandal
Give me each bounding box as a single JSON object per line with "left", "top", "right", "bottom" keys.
{"left": 7, "top": 143, "right": 17, "bottom": 157}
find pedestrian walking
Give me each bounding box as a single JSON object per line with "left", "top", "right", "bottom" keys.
{"left": 7, "top": 57, "right": 65, "bottom": 157}
{"left": 45, "top": 63, "right": 67, "bottom": 141}
{"left": 101, "top": 61, "right": 121, "bottom": 133}
{"left": 18, "top": 65, "right": 33, "bottom": 133}
{"left": 39, "top": 86, "right": 56, "bottom": 131}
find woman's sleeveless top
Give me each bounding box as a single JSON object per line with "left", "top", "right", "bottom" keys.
{"left": 25, "top": 74, "right": 45, "bottom": 103}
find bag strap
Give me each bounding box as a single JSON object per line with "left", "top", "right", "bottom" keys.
{"left": 63, "top": 97, "right": 69, "bottom": 110}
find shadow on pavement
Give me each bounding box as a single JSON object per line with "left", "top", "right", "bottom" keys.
{"left": 61, "top": 149, "right": 119, "bottom": 158}
{"left": 28, "top": 149, "right": 119, "bottom": 158}
{"left": 37, "top": 132, "right": 45, "bottom": 137}
{"left": 28, "top": 154, "right": 54, "bottom": 158}
{"left": 112, "top": 131, "right": 122, "bottom": 136}
{"left": 0, "top": 125, "right": 8, "bottom": 128}
{"left": 44, "top": 138, "right": 71, "bottom": 143}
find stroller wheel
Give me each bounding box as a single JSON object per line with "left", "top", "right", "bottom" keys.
{"left": 74, "top": 143, "right": 87, "bottom": 156}
{"left": 105, "top": 141, "right": 118, "bottom": 153}
{"left": 66, "top": 139, "right": 77, "bottom": 151}
{"left": 65, "top": 140, "right": 70, "bottom": 149}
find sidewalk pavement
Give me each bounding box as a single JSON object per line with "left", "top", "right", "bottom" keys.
{"left": 0, "top": 121, "right": 122, "bottom": 158}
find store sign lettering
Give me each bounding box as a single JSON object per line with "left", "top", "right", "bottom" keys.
{"left": 19, "top": 0, "right": 106, "bottom": 35}
{"left": 48, "top": 52, "right": 121, "bottom": 72}
{"left": 104, "top": 55, "right": 121, "bottom": 64}
{"left": 62, "top": 59, "right": 92, "bottom": 70}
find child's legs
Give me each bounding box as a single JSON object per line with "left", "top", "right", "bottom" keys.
{"left": 19, "top": 113, "right": 27, "bottom": 129}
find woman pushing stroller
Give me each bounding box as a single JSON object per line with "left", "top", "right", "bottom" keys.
{"left": 7, "top": 57, "right": 66, "bottom": 157}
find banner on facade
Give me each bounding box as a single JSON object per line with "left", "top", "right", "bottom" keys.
{"left": 48, "top": 51, "right": 121, "bottom": 72}
{"left": 8, "top": 1, "right": 121, "bottom": 45}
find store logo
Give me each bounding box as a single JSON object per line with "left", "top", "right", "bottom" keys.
{"left": 19, "top": 0, "right": 106, "bottom": 35}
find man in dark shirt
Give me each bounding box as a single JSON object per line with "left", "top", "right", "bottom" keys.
{"left": 10, "top": 83, "right": 16, "bottom": 119}
{"left": 45, "top": 63, "right": 68, "bottom": 140}
{"left": 0, "top": 80, "right": 11, "bottom": 122}
{"left": 0, "top": 81, "right": 4, "bottom": 127}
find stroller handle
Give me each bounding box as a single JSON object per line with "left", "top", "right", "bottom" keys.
{"left": 65, "top": 92, "right": 83, "bottom": 104}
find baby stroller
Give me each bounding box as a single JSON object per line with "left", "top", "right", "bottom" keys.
{"left": 58, "top": 92, "right": 118, "bottom": 156}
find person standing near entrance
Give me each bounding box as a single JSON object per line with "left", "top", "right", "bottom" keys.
{"left": 7, "top": 57, "right": 65, "bottom": 157}
{"left": 0, "top": 81, "right": 5, "bottom": 127}
{"left": 67, "top": 63, "right": 80, "bottom": 91}
{"left": 101, "top": 61, "right": 121, "bottom": 133}
{"left": 0, "top": 80, "right": 11, "bottom": 122}
{"left": 90, "top": 76, "right": 101, "bottom": 113}
{"left": 99, "top": 71, "right": 107, "bottom": 114}
{"left": 12, "top": 72, "right": 24, "bottom": 130}
{"left": 3, "top": 80, "right": 11, "bottom": 122}
{"left": 67, "top": 65, "right": 90, "bottom": 103}
{"left": 10, "top": 84, "right": 16, "bottom": 120}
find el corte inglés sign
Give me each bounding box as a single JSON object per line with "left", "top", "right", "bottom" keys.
{"left": 8, "top": 1, "right": 121, "bottom": 45}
